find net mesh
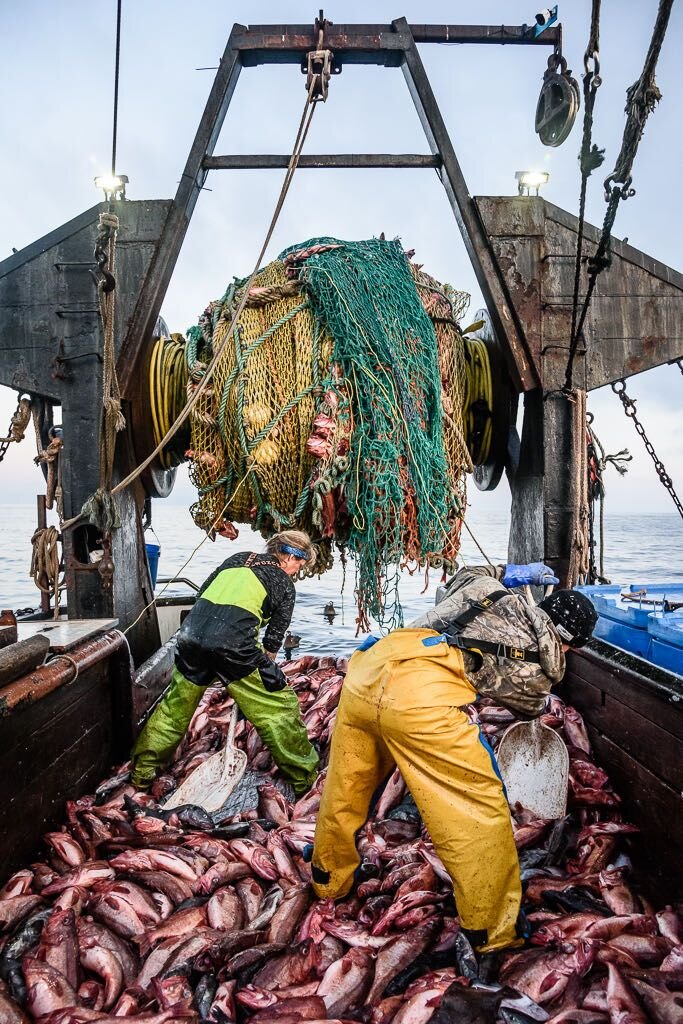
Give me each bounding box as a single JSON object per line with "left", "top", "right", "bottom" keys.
{"left": 184, "top": 236, "right": 471, "bottom": 629}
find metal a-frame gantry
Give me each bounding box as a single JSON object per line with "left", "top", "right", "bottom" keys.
{"left": 117, "top": 16, "right": 562, "bottom": 399}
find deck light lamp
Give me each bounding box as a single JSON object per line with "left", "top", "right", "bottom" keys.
{"left": 515, "top": 170, "right": 550, "bottom": 196}
{"left": 94, "top": 173, "right": 129, "bottom": 200}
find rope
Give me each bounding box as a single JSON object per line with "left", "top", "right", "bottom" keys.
{"left": 30, "top": 526, "right": 62, "bottom": 620}
{"left": 0, "top": 396, "right": 31, "bottom": 462}
{"left": 462, "top": 336, "right": 493, "bottom": 465}
{"left": 564, "top": 389, "right": 590, "bottom": 588}
{"left": 586, "top": 414, "right": 631, "bottom": 583}
{"left": 32, "top": 408, "right": 64, "bottom": 519}
{"left": 566, "top": 0, "right": 673, "bottom": 389}
{"left": 149, "top": 334, "right": 189, "bottom": 468}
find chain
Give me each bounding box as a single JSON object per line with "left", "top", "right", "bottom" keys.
{"left": 564, "top": 0, "right": 604, "bottom": 391}
{"left": 612, "top": 379, "right": 683, "bottom": 519}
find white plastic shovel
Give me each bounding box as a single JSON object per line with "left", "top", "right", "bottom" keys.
{"left": 497, "top": 717, "right": 569, "bottom": 819}
{"left": 162, "top": 704, "right": 247, "bottom": 813}
{"left": 497, "top": 582, "right": 569, "bottom": 820}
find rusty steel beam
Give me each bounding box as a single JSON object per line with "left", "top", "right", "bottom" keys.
{"left": 396, "top": 18, "right": 538, "bottom": 390}
{"left": 0, "top": 630, "right": 130, "bottom": 714}
{"left": 117, "top": 26, "right": 245, "bottom": 397}
{"left": 235, "top": 23, "right": 561, "bottom": 66}
{"left": 204, "top": 154, "right": 441, "bottom": 169}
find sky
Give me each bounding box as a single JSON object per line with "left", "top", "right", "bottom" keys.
{"left": 0, "top": 0, "right": 681, "bottom": 520}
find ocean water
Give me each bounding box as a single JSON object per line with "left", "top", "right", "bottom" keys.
{"left": 2, "top": 505, "right": 682, "bottom": 657}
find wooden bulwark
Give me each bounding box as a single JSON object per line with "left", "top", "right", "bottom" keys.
{"left": 566, "top": 640, "right": 683, "bottom": 898}
{"left": 0, "top": 631, "right": 133, "bottom": 880}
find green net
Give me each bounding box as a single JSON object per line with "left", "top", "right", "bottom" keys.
{"left": 280, "top": 237, "right": 456, "bottom": 628}
{"left": 184, "top": 236, "right": 470, "bottom": 631}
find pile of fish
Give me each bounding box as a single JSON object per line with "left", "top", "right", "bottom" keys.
{"left": 0, "top": 652, "right": 681, "bottom": 1024}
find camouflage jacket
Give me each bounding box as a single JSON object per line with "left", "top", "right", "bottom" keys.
{"left": 409, "top": 564, "right": 565, "bottom": 717}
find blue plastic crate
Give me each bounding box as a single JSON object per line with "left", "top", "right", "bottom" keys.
{"left": 576, "top": 584, "right": 653, "bottom": 629}
{"left": 591, "top": 614, "right": 653, "bottom": 659}
{"left": 648, "top": 610, "right": 683, "bottom": 676}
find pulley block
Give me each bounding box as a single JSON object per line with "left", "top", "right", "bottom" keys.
{"left": 535, "top": 54, "right": 580, "bottom": 147}
{"left": 463, "top": 310, "right": 517, "bottom": 492}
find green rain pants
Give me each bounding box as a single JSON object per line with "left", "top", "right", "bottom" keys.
{"left": 130, "top": 665, "right": 319, "bottom": 795}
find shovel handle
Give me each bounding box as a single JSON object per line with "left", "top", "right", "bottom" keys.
{"left": 227, "top": 703, "right": 238, "bottom": 746}
{"left": 524, "top": 583, "right": 555, "bottom": 606}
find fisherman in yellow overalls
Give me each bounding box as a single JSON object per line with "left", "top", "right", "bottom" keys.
{"left": 311, "top": 562, "right": 597, "bottom": 953}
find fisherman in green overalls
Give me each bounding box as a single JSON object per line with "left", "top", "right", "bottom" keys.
{"left": 130, "top": 530, "right": 319, "bottom": 795}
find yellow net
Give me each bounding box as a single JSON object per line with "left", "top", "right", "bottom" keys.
{"left": 183, "top": 241, "right": 472, "bottom": 616}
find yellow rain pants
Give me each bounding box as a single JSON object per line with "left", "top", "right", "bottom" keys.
{"left": 312, "top": 629, "right": 522, "bottom": 953}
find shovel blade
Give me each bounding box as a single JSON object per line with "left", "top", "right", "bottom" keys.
{"left": 163, "top": 743, "right": 247, "bottom": 813}
{"left": 497, "top": 719, "right": 569, "bottom": 820}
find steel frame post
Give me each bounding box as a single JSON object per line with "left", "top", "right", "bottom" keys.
{"left": 394, "top": 18, "right": 538, "bottom": 391}
{"left": 117, "top": 19, "right": 557, "bottom": 396}
{"left": 117, "top": 26, "right": 246, "bottom": 395}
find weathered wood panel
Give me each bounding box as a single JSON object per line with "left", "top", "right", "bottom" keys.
{"left": 0, "top": 634, "right": 132, "bottom": 881}
{"left": 587, "top": 731, "right": 682, "bottom": 897}
{"left": 566, "top": 642, "right": 683, "bottom": 898}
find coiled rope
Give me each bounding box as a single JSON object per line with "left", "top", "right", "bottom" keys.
{"left": 30, "top": 526, "right": 63, "bottom": 620}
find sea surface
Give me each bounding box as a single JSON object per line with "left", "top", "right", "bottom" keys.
{"left": 2, "top": 506, "right": 682, "bottom": 657}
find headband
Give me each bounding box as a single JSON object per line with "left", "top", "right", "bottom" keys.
{"left": 281, "top": 543, "right": 309, "bottom": 560}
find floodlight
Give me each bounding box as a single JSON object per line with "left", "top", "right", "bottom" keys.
{"left": 94, "top": 173, "right": 129, "bottom": 200}
{"left": 515, "top": 170, "right": 550, "bottom": 196}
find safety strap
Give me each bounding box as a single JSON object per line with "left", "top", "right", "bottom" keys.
{"left": 423, "top": 589, "right": 542, "bottom": 664}
{"left": 446, "top": 589, "right": 508, "bottom": 628}
{"left": 447, "top": 633, "right": 541, "bottom": 664}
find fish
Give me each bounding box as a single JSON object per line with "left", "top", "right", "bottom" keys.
{"left": 629, "top": 978, "right": 683, "bottom": 1024}
{"left": 366, "top": 918, "right": 439, "bottom": 1003}
{"left": 76, "top": 920, "right": 138, "bottom": 986}
{"left": 264, "top": 832, "right": 301, "bottom": 884}
{"left": 108, "top": 849, "right": 197, "bottom": 882}
{"left": 318, "top": 947, "right": 374, "bottom": 1017}
{"left": 40, "top": 863, "right": 114, "bottom": 896}
{"left": 34, "top": 908, "right": 79, "bottom": 989}
{"left": 248, "top": 886, "right": 284, "bottom": 931}
{"left": 43, "top": 834, "right": 85, "bottom": 869}
{"left": 267, "top": 884, "right": 312, "bottom": 945}
{"left": 657, "top": 909, "right": 683, "bottom": 946}
{"left": 236, "top": 878, "right": 265, "bottom": 922}
{"left": 0, "top": 898, "right": 43, "bottom": 932}
{"left": 257, "top": 785, "right": 292, "bottom": 827}
{"left": 0, "top": 873, "right": 34, "bottom": 900}
{"left": 371, "top": 890, "right": 442, "bottom": 936}
{"left": 22, "top": 960, "right": 78, "bottom": 1018}
{"left": 208, "top": 978, "right": 237, "bottom": 1023}
{"left": 0, "top": 981, "right": 31, "bottom": 1024}
{"left": 222, "top": 943, "right": 287, "bottom": 981}
{"left": 78, "top": 940, "right": 123, "bottom": 1010}
{"left": 230, "top": 840, "right": 279, "bottom": 881}
{"left": 606, "top": 964, "right": 648, "bottom": 1024}
{"left": 121, "top": 870, "right": 193, "bottom": 905}
{"left": 196, "top": 858, "right": 250, "bottom": 895}
{"left": 0, "top": 907, "right": 52, "bottom": 977}
{"left": 137, "top": 904, "right": 207, "bottom": 953}
{"left": 207, "top": 886, "right": 245, "bottom": 932}
{"left": 94, "top": 769, "right": 131, "bottom": 805}
{"left": 194, "top": 970, "right": 218, "bottom": 1017}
